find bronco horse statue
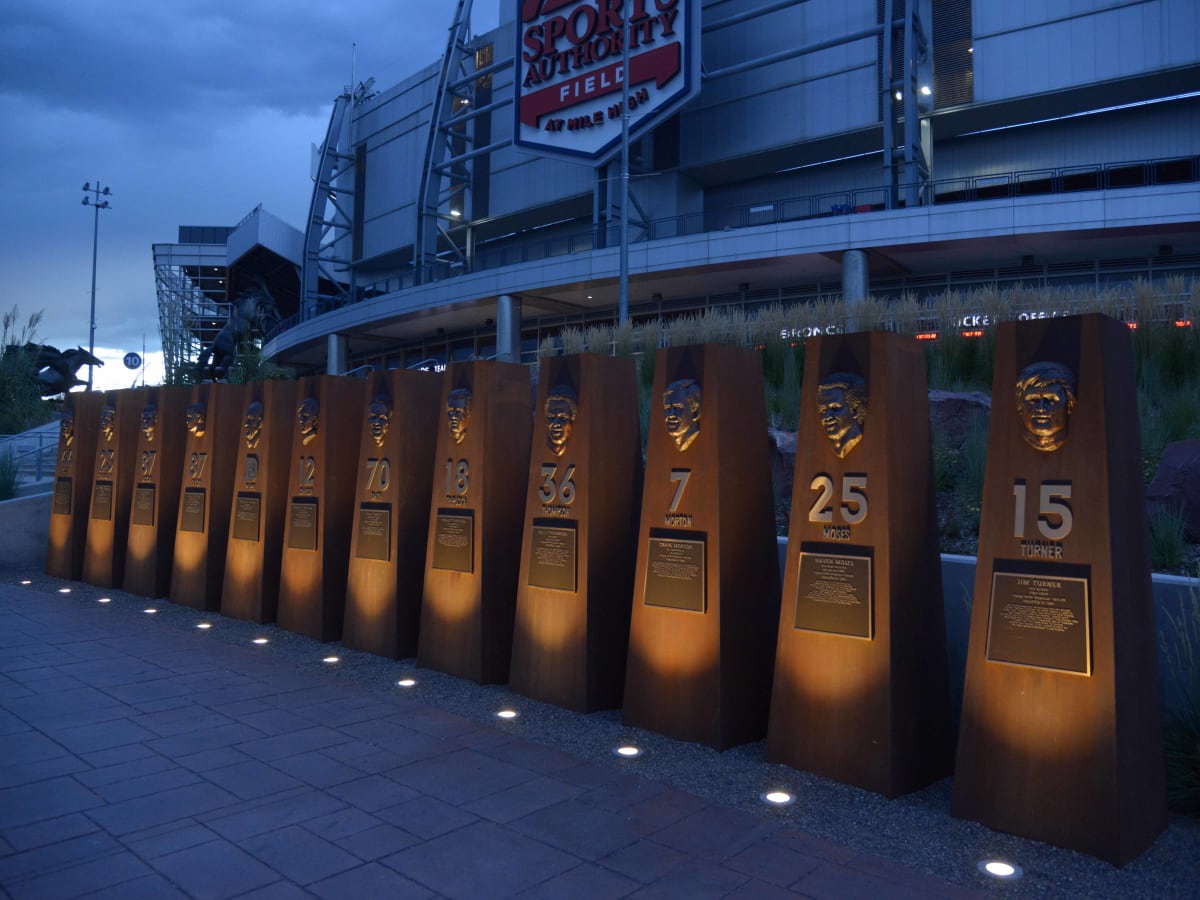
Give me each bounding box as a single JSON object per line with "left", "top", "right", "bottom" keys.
{"left": 195, "top": 284, "right": 280, "bottom": 381}
{"left": 5, "top": 343, "right": 104, "bottom": 396}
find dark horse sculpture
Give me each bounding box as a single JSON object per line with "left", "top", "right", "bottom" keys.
{"left": 196, "top": 285, "right": 280, "bottom": 381}
{"left": 5, "top": 343, "right": 104, "bottom": 396}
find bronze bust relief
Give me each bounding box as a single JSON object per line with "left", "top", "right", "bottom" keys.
{"left": 817, "top": 372, "right": 867, "bottom": 459}
{"left": 243, "top": 401, "right": 264, "bottom": 449}
{"left": 297, "top": 397, "right": 319, "bottom": 447}
{"left": 367, "top": 395, "right": 392, "bottom": 447}
{"left": 544, "top": 385, "right": 577, "bottom": 456}
{"left": 447, "top": 387, "right": 471, "bottom": 445}
{"left": 99, "top": 405, "right": 116, "bottom": 443}
{"left": 185, "top": 402, "right": 207, "bottom": 437}
{"left": 140, "top": 404, "right": 158, "bottom": 444}
{"left": 663, "top": 378, "right": 701, "bottom": 451}
{"left": 60, "top": 412, "right": 75, "bottom": 447}
{"left": 1015, "top": 361, "right": 1076, "bottom": 452}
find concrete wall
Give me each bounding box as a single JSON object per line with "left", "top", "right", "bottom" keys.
{"left": 0, "top": 493, "right": 50, "bottom": 572}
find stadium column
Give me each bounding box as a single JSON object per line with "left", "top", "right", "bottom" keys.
{"left": 843, "top": 249, "right": 869, "bottom": 332}
{"left": 497, "top": 295, "right": 521, "bottom": 362}
{"left": 327, "top": 333, "right": 348, "bottom": 376}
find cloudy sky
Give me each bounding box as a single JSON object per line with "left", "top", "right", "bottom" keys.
{"left": 0, "top": 0, "right": 499, "bottom": 391}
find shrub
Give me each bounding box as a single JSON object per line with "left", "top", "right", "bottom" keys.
{"left": 1149, "top": 503, "right": 1189, "bottom": 572}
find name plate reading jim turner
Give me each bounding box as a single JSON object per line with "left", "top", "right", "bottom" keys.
{"left": 287, "top": 498, "right": 319, "bottom": 551}
{"left": 528, "top": 520, "right": 577, "bottom": 593}
{"left": 793, "top": 548, "right": 873, "bottom": 639}
{"left": 986, "top": 570, "right": 1092, "bottom": 675}
{"left": 432, "top": 509, "right": 474, "bottom": 573}
{"left": 644, "top": 532, "right": 706, "bottom": 613}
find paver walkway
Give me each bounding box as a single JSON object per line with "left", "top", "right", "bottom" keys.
{"left": 0, "top": 577, "right": 979, "bottom": 899}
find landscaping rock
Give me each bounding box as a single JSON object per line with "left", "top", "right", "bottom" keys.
{"left": 928, "top": 390, "right": 991, "bottom": 451}
{"left": 1147, "top": 440, "right": 1200, "bottom": 541}
{"left": 769, "top": 427, "right": 796, "bottom": 505}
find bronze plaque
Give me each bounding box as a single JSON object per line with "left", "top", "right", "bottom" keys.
{"left": 528, "top": 519, "right": 577, "bottom": 592}
{"left": 91, "top": 480, "right": 113, "bottom": 521}
{"left": 355, "top": 502, "right": 391, "bottom": 562}
{"left": 53, "top": 477, "right": 72, "bottom": 515}
{"left": 287, "top": 497, "right": 319, "bottom": 551}
{"left": 233, "top": 492, "right": 261, "bottom": 542}
{"left": 132, "top": 485, "right": 156, "bottom": 527}
{"left": 986, "top": 568, "right": 1091, "bottom": 675}
{"left": 432, "top": 509, "right": 473, "bottom": 573}
{"left": 180, "top": 488, "right": 206, "bottom": 534}
{"left": 793, "top": 546, "right": 873, "bottom": 639}
{"left": 644, "top": 530, "right": 706, "bottom": 613}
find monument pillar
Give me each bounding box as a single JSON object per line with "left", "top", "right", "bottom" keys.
{"left": 82, "top": 389, "right": 146, "bottom": 588}
{"left": 46, "top": 391, "right": 103, "bottom": 580}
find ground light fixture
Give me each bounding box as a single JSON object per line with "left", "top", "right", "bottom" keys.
{"left": 613, "top": 745, "right": 642, "bottom": 759}
{"left": 396, "top": 678, "right": 416, "bottom": 688}
{"left": 97, "top": 597, "right": 111, "bottom": 603}
{"left": 496, "top": 708, "right": 518, "bottom": 720}
{"left": 20, "top": 579, "right": 31, "bottom": 585}
{"left": 252, "top": 638, "right": 269, "bottom": 645}
{"left": 58, "top": 587, "right": 71, "bottom": 594}
{"left": 323, "top": 656, "right": 340, "bottom": 664}
{"left": 759, "top": 790, "right": 796, "bottom": 806}
{"left": 978, "top": 860, "right": 1023, "bottom": 880}
{"left": 144, "top": 608, "right": 157, "bottom": 614}
{"left": 196, "top": 622, "right": 212, "bottom": 630}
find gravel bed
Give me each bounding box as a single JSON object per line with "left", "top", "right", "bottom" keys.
{"left": 10, "top": 570, "right": 1198, "bottom": 898}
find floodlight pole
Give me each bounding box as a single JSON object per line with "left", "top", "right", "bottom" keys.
{"left": 81, "top": 181, "right": 112, "bottom": 391}
{"left": 618, "top": 6, "right": 631, "bottom": 324}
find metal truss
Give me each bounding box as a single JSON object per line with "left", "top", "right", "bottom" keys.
{"left": 153, "top": 242, "right": 229, "bottom": 382}
{"left": 882, "top": 0, "right": 932, "bottom": 209}
{"left": 415, "top": 0, "right": 508, "bottom": 282}
{"left": 302, "top": 91, "right": 356, "bottom": 314}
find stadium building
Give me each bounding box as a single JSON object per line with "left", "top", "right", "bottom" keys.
{"left": 156, "top": 1, "right": 1200, "bottom": 378}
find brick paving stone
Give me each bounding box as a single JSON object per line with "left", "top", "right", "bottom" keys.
{"left": 148, "top": 723, "right": 266, "bottom": 757}
{"left": 375, "top": 795, "right": 478, "bottom": 840}
{"left": 383, "top": 819, "right": 576, "bottom": 897}
{"left": 649, "top": 804, "right": 779, "bottom": 861}
{"left": 130, "top": 706, "right": 233, "bottom": 738}
{"left": 560, "top": 762, "right": 667, "bottom": 811}
{"left": 617, "top": 788, "right": 711, "bottom": 834}
{"left": 6, "top": 849, "right": 152, "bottom": 900}
{"left": 330, "top": 822, "right": 418, "bottom": 861}
{"left": 122, "top": 821, "right": 222, "bottom": 859}
{"left": 77, "top": 743, "right": 159, "bottom": 769}
{"left": 486, "top": 738, "right": 587, "bottom": 773}
{"left": 725, "top": 838, "right": 822, "bottom": 887}
{"left": 296, "top": 699, "right": 400, "bottom": 729}
{"left": 301, "top": 807, "right": 382, "bottom": 842}
{"left": 724, "top": 878, "right": 803, "bottom": 899}
{"left": 309, "top": 861, "right": 434, "bottom": 899}
{"left": 464, "top": 774, "right": 586, "bottom": 824}
{"left": 510, "top": 798, "right": 641, "bottom": 861}
{"left": 596, "top": 839, "right": 690, "bottom": 884}
{"left": 75, "top": 752, "right": 175, "bottom": 789}
{"left": 630, "top": 860, "right": 750, "bottom": 899}
{"left": 789, "top": 861, "right": 896, "bottom": 899}
{"left": 0, "top": 776, "right": 103, "bottom": 829}
{"left": 389, "top": 706, "right": 483, "bottom": 740}
{"left": 230, "top": 880, "right": 314, "bottom": 900}
{"left": 0, "top": 832, "right": 121, "bottom": 884}
{"left": 235, "top": 708, "right": 315, "bottom": 736}
{"left": 53, "top": 718, "right": 158, "bottom": 755}
{"left": 0, "top": 731, "right": 71, "bottom": 767}
{"left": 201, "top": 759, "right": 304, "bottom": 801}
{"left": 0, "top": 812, "right": 99, "bottom": 853}
{"left": 524, "top": 861, "right": 640, "bottom": 899}
{"left": 326, "top": 774, "right": 421, "bottom": 813}
{"left": 388, "top": 747, "right": 538, "bottom": 805}
{"left": 174, "top": 746, "right": 250, "bottom": 773}
{"left": 75, "top": 871, "right": 191, "bottom": 899}
{"left": 201, "top": 787, "right": 347, "bottom": 842}
{"left": 86, "top": 782, "right": 239, "bottom": 836}
{"left": 271, "top": 749, "right": 364, "bottom": 788}
{"left": 93, "top": 767, "right": 202, "bottom": 803}
{"left": 149, "top": 839, "right": 280, "bottom": 900}
{"left": 235, "top": 726, "right": 351, "bottom": 762}
{"left": 242, "top": 824, "right": 362, "bottom": 885}
{"left": 336, "top": 719, "right": 449, "bottom": 760}
{"left": 0, "top": 753, "right": 91, "bottom": 790}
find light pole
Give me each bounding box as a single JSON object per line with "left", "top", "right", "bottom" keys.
{"left": 81, "top": 181, "right": 112, "bottom": 391}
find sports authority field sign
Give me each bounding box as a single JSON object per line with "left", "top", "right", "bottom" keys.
{"left": 515, "top": 0, "right": 699, "bottom": 161}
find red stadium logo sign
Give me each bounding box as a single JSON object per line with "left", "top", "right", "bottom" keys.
{"left": 514, "top": 0, "right": 699, "bottom": 161}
